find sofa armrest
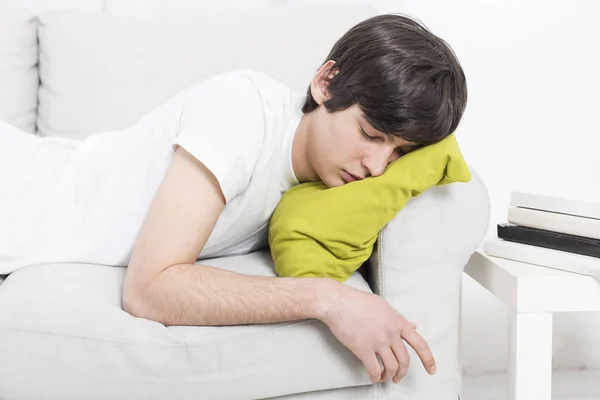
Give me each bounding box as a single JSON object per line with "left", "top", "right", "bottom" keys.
{"left": 366, "top": 168, "right": 490, "bottom": 399}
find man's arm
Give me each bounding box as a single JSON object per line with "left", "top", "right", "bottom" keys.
{"left": 122, "top": 146, "right": 330, "bottom": 325}
{"left": 122, "top": 146, "right": 436, "bottom": 383}
{"left": 126, "top": 260, "right": 335, "bottom": 326}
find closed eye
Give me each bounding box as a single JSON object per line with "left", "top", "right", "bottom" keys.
{"left": 360, "top": 126, "right": 382, "bottom": 142}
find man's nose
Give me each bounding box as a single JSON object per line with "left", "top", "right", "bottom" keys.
{"left": 364, "top": 147, "right": 396, "bottom": 178}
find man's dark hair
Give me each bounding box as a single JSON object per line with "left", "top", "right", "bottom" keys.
{"left": 302, "top": 14, "right": 467, "bottom": 147}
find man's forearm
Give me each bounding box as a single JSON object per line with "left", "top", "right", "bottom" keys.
{"left": 126, "top": 263, "right": 337, "bottom": 326}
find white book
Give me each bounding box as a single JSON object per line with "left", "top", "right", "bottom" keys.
{"left": 484, "top": 238, "right": 600, "bottom": 278}
{"left": 507, "top": 206, "right": 600, "bottom": 240}
{"left": 511, "top": 190, "right": 600, "bottom": 220}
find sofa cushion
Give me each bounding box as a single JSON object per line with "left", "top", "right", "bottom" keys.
{"left": 0, "top": 10, "right": 38, "bottom": 133}
{"left": 0, "top": 251, "right": 373, "bottom": 400}
{"left": 37, "top": 4, "right": 377, "bottom": 139}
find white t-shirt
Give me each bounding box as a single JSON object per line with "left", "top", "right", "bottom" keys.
{"left": 0, "top": 70, "right": 304, "bottom": 274}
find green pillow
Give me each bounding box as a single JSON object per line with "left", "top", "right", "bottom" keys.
{"left": 268, "top": 133, "right": 471, "bottom": 282}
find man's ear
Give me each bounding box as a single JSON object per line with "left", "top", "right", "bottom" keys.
{"left": 310, "top": 60, "right": 339, "bottom": 105}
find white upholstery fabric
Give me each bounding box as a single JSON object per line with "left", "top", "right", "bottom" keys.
{"left": 0, "top": 251, "right": 375, "bottom": 400}
{"left": 0, "top": 10, "right": 38, "bottom": 133}
{"left": 37, "top": 5, "right": 377, "bottom": 139}
{"left": 367, "top": 169, "right": 490, "bottom": 399}
{"left": 269, "top": 385, "right": 377, "bottom": 399}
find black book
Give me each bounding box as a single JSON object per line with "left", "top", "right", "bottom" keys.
{"left": 497, "top": 223, "right": 600, "bottom": 259}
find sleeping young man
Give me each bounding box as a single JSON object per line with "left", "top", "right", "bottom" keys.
{"left": 0, "top": 14, "right": 467, "bottom": 384}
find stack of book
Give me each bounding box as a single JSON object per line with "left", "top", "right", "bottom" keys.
{"left": 484, "top": 190, "right": 600, "bottom": 277}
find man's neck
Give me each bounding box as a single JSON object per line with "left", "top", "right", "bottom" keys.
{"left": 291, "top": 113, "right": 318, "bottom": 183}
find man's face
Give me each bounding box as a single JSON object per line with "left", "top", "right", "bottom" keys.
{"left": 306, "top": 103, "right": 419, "bottom": 188}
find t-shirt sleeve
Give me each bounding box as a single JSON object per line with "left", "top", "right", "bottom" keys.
{"left": 172, "top": 71, "right": 266, "bottom": 203}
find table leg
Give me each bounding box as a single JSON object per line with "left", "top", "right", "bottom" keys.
{"left": 458, "top": 285, "right": 464, "bottom": 399}
{"left": 507, "top": 312, "right": 553, "bottom": 400}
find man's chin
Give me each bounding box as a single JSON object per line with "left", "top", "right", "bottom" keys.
{"left": 321, "top": 176, "right": 345, "bottom": 188}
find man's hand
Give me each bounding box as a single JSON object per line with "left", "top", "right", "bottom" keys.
{"left": 317, "top": 283, "right": 436, "bottom": 384}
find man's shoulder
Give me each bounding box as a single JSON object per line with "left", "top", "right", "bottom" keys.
{"left": 183, "top": 69, "right": 293, "bottom": 106}
{"left": 231, "top": 69, "right": 296, "bottom": 99}
{"left": 219, "top": 69, "right": 298, "bottom": 98}
{"left": 227, "top": 68, "right": 286, "bottom": 85}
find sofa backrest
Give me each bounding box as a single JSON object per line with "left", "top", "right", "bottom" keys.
{"left": 0, "top": 10, "right": 38, "bottom": 133}
{"left": 31, "top": 4, "right": 377, "bottom": 139}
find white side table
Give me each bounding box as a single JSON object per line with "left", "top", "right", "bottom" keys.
{"left": 462, "top": 250, "right": 600, "bottom": 400}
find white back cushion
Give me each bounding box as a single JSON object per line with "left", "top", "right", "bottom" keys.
{"left": 37, "top": 4, "right": 377, "bottom": 139}
{"left": 0, "top": 9, "right": 38, "bottom": 133}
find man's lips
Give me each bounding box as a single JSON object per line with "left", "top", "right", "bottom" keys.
{"left": 342, "top": 170, "right": 362, "bottom": 182}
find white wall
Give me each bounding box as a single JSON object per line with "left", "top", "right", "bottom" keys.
{"left": 2, "top": 0, "right": 599, "bottom": 375}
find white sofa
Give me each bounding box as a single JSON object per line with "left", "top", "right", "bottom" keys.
{"left": 0, "top": 5, "right": 490, "bottom": 400}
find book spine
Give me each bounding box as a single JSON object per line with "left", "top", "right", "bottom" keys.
{"left": 484, "top": 238, "right": 600, "bottom": 278}
{"left": 507, "top": 206, "right": 600, "bottom": 240}
{"left": 510, "top": 191, "right": 600, "bottom": 220}
{"left": 498, "top": 224, "right": 600, "bottom": 259}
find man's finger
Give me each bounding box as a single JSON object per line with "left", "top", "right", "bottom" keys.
{"left": 401, "top": 327, "right": 436, "bottom": 375}
{"left": 391, "top": 337, "right": 410, "bottom": 383}
{"left": 377, "top": 348, "right": 399, "bottom": 382}
{"left": 359, "top": 352, "right": 383, "bottom": 383}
